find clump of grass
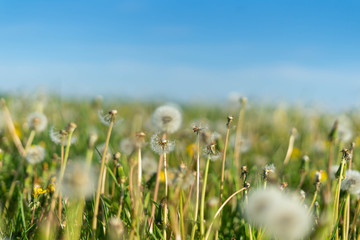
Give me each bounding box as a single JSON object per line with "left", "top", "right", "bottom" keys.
{"left": 1, "top": 94, "right": 360, "bottom": 240}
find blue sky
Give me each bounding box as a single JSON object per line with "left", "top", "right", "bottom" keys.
{"left": 1, "top": 0, "right": 360, "bottom": 107}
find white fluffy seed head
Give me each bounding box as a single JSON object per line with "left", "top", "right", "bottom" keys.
{"left": 49, "top": 126, "right": 77, "bottom": 146}
{"left": 341, "top": 170, "right": 360, "bottom": 194}
{"left": 119, "top": 138, "right": 135, "bottom": 156}
{"left": 246, "top": 187, "right": 313, "bottom": 240}
{"left": 152, "top": 104, "right": 182, "bottom": 134}
{"left": 27, "top": 112, "right": 48, "bottom": 132}
{"left": 150, "top": 133, "right": 175, "bottom": 155}
{"left": 59, "top": 161, "right": 96, "bottom": 199}
{"left": 267, "top": 199, "right": 313, "bottom": 240}
{"left": 26, "top": 145, "right": 45, "bottom": 165}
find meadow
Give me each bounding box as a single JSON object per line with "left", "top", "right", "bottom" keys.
{"left": 0, "top": 93, "right": 359, "bottom": 240}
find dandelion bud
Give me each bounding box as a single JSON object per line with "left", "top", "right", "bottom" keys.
{"left": 341, "top": 148, "right": 352, "bottom": 161}
{"left": 241, "top": 165, "right": 248, "bottom": 177}
{"left": 314, "top": 171, "right": 322, "bottom": 184}
{"left": 88, "top": 132, "right": 98, "bottom": 149}
{"left": 300, "top": 155, "right": 309, "bottom": 172}
{"left": 239, "top": 97, "right": 248, "bottom": 105}
{"left": 227, "top": 116, "right": 233, "bottom": 127}
{"left": 108, "top": 217, "right": 127, "bottom": 240}
{"left": 110, "top": 110, "right": 117, "bottom": 116}
{"left": 113, "top": 152, "right": 121, "bottom": 161}
{"left": 117, "top": 163, "right": 126, "bottom": 183}
{"left": 66, "top": 122, "right": 77, "bottom": 132}
{"left": 280, "top": 182, "right": 288, "bottom": 191}
{"left": 328, "top": 120, "right": 338, "bottom": 142}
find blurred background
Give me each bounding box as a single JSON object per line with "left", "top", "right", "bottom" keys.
{"left": 1, "top": 0, "right": 360, "bottom": 110}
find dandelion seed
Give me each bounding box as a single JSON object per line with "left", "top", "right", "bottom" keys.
{"left": 26, "top": 145, "right": 45, "bottom": 165}
{"left": 49, "top": 126, "right": 77, "bottom": 146}
{"left": 329, "top": 165, "right": 339, "bottom": 180}
{"left": 246, "top": 188, "right": 313, "bottom": 240}
{"left": 119, "top": 138, "right": 135, "bottom": 156}
{"left": 108, "top": 217, "right": 127, "bottom": 240}
{"left": 170, "top": 163, "right": 195, "bottom": 190}
{"left": 152, "top": 104, "right": 182, "bottom": 134}
{"left": 246, "top": 187, "right": 283, "bottom": 226}
{"left": 27, "top": 112, "right": 48, "bottom": 132}
{"left": 142, "top": 155, "right": 158, "bottom": 177}
{"left": 96, "top": 143, "right": 112, "bottom": 161}
{"left": 150, "top": 133, "right": 175, "bottom": 154}
{"left": 341, "top": 170, "right": 360, "bottom": 194}
{"left": 267, "top": 199, "right": 312, "bottom": 240}
{"left": 202, "top": 143, "right": 221, "bottom": 161}
{"left": 59, "top": 161, "right": 96, "bottom": 199}
{"left": 98, "top": 109, "right": 121, "bottom": 126}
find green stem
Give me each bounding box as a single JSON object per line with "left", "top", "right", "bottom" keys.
{"left": 343, "top": 193, "right": 350, "bottom": 240}
{"left": 200, "top": 157, "right": 211, "bottom": 238}
{"left": 204, "top": 187, "right": 247, "bottom": 240}
{"left": 333, "top": 159, "right": 346, "bottom": 240}
{"left": 92, "top": 117, "right": 115, "bottom": 233}
{"left": 191, "top": 133, "right": 201, "bottom": 240}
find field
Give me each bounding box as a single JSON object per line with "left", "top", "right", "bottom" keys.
{"left": 0, "top": 94, "right": 358, "bottom": 240}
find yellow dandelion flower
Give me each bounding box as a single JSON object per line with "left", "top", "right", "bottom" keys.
{"left": 310, "top": 170, "right": 327, "bottom": 182}
{"left": 33, "top": 185, "right": 47, "bottom": 198}
{"left": 39, "top": 141, "right": 46, "bottom": 148}
{"left": 14, "top": 121, "right": 22, "bottom": 139}
{"left": 356, "top": 136, "right": 360, "bottom": 147}
{"left": 159, "top": 170, "right": 175, "bottom": 183}
{"left": 291, "top": 147, "right": 301, "bottom": 159}
{"left": 186, "top": 144, "right": 197, "bottom": 157}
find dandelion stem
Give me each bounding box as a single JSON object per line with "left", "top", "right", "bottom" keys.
{"left": 204, "top": 187, "right": 247, "bottom": 240}
{"left": 343, "top": 192, "right": 350, "bottom": 240}
{"left": 308, "top": 186, "right": 319, "bottom": 214}
{"left": 200, "top": 157, "right": 211, "bottom": 238}
{"left": 191, "top": 132, "right": 201, "bottom": 240}
{"left": 92, "top": 114, "right": 116, "bottom": 233}
{"left": 163, "top": 152, "right": 168, "bottom": 240}
{"left": 234, "top": 98, "right": 246, "bottom": 172}
{"left": 216, "top": 116, "right": 232, "bottom": 240}
{"left": 58, "top": 143, "right": 64, "bottom": 223}
{"left": 283, "top": 128, "right": 296, "bottom": 166}
{"left": 350, "top": 198, "right": 360, "bottom": 238}
{"left": 24, "top": 130, "right": 36, "bottom": 152}
{"left": 333, "top": 158, "right": 346, "bottom": 240}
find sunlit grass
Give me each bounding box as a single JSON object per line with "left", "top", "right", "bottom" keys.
{"left": 0, "top": 93, "right": 359, "bottom": 239}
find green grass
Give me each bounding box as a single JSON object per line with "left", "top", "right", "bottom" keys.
{"left": 0, "top": 94, "right": 359, "bottom": 239}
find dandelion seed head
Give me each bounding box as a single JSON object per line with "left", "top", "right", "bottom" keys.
{"left": 98, "top": 109, "right": 121, "bottom": 126}
{"left": 59, "top": 161, "right": 96, "bottom": 199}
{"left": 152, "top": 104, "right": 182, "bottom": 134}
{"left": 27, "top": 112, "right": 48, "bottom": 132}
{"left": 170, "top": 164, "right": 195, "bottom": 190}
{"left": 246, "top": 188, "right": 313, "bottom": 240}
{"left": 49, "top": 126, "right": 77, "bottom": 146}
{"left": 96, "top": 143, "right": 112, "bottom": 162}
{"left": 142, "top": 155, "right": 158, "bottom": 177}
{"left": 329, "top": 165, "right": 339, "bottom": 180}
{"left": 341, "top": 170, "right": 360, "bottom": 194}
{"left": 202, "top": 144, "right": 221, "bottom": 161}
{"left": 26, "top": 145, "right": 45, "bottom": 165}
{"left": 267, "top": 201, "right": 312, "bottom": 240}
{"left": 119, "top": 138, "right": 135, "bottom": 156}
{"left": 108, "top": 217, "right": 127, "bottom": 240}
{"left": 150, "top": 133, "right": 175, "bottom": 154}
{"left": 246, "top": 187, "right": 283, "bottom": 226}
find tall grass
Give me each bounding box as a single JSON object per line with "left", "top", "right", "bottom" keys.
{"left": 0, "top": 94, "right": 359, "bottom": 239}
